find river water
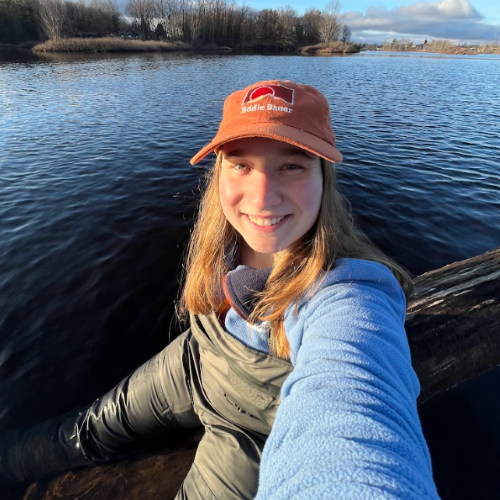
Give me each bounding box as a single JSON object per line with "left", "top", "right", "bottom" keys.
{"left": 0, "top": 49, "right": 499, "bottom": 497}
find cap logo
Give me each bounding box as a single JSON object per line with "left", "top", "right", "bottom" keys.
{"left": 243, "top": 84, "right": 294, "bottom": 105}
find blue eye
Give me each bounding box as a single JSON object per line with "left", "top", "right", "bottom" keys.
{"left": 233, "top": 164, "right": 250, "bottom": 170}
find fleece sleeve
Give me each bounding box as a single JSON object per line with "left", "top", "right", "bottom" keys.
{"left": 255, "top": 260, "right": 440, "bottom": 500}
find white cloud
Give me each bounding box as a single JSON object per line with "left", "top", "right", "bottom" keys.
{"left": 401, "top": 0, "right": 481, "bottom": 19}
{"left": 346, "top": 0, "right": 500, "bottom": 43}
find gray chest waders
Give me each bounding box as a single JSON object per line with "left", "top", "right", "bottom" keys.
{"left": 1, "top": 313, "right": 292, "bottom": 500}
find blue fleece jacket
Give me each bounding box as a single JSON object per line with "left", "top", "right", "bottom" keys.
{"left": 224, "top": 259, "right": 440, "bottom": 500}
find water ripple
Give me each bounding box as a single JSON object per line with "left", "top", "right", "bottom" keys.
{"left": 0, "top": 52, "right": 499, "bottom": 429}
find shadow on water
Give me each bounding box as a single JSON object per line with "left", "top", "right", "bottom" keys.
{"left": 0, "top": 47, "right": 71, "bottom": 63}
{"left": 0, "top": 47, "right": 197, "bottom": 64}
{"left": 420, "top": 365, "right": 500, "bottom": 500}
{"left": 0, "top": 47, "right": 45, "bottom": 63}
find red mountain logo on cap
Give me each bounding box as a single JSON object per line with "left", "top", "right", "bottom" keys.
{"left": 243, "top": 84, "right": 294, "bottom": 105}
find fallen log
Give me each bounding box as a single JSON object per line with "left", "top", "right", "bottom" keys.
{"left": 12, "top": 429, "right": 203, "bottom": 500}
{"left": 5, "top": 247, "right": 500, "bottom": 500}
{"left": 406, "top": 246, "right": 500, "bottom": 403}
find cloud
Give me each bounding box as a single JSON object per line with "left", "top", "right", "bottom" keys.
{"left": 400, "top": 0, "right": 481, "bottom": 18}
{"left": 346, "top": 0, "right": 500, "bottom": 43}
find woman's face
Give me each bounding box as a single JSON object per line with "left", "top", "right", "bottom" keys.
{"left": 219, "top": 137, "right": 323, "bottom": 268}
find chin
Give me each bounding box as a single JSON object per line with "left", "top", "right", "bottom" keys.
{"left": 250, "top": 243, "right": 285, "bottom": 256}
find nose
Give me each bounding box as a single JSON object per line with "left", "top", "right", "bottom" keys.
{"left": 248, "top": 171, "right": 282, "bottom": 211}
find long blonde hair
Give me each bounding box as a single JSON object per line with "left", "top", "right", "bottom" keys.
{"left": 179, "top": 153, "right": 413, "bottom": 359}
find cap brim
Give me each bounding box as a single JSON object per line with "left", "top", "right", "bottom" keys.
{"left": 190, "top": 123, "right": 343, "bottom": 165}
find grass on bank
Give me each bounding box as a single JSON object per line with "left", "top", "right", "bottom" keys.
{"left": 31, "top": 37, "right": 357, "bottom": 55}
{"left": 32, "top": 37, "right": 193, "bottom": 53}
{"left": 299, "top": 41, "right": 359, "bottom": 55}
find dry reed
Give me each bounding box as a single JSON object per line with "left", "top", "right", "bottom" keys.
{"left": 298, "top": 41, "right": 358, "bottom": 55}
{"left": 32, "top": 37, "right": 192, "bottom": 53}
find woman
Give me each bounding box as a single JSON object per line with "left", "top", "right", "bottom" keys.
{"left": 1, "top": 80, "right": 440, "bottom": 499}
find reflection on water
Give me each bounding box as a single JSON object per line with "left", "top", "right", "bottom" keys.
{"left": 0, "top": 50, "right": 499, "bottom": 497}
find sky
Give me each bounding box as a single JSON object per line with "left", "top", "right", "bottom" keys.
{"left": 245, "top": 0, "right": 500, "bottom": 44}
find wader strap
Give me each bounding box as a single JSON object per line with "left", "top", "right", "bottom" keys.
{"left": 268, "top": 323, "right": 279, "bottom": 359}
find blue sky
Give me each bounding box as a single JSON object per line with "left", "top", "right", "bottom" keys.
{"left": 244, "top": 0, "right": 500, "bottom": 44}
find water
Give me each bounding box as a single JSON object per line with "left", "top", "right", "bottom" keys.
{"left": 0, "top": 50, "right": 499, "bottom": 496}
{"left": 419, "top": 365, "right": 500, "bottom": 500}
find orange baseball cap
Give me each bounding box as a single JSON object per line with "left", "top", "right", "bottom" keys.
{"left": 190, "top": 79, "right": 343, "bottom": 165}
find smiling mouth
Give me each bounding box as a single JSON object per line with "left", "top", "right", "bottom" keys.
{"left": 247, "top": 215, "right": 287, "bottom": 227}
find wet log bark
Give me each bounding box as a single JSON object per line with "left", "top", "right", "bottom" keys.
{"left": 406, "top": 247, "right": 500, "bottom": 403}
{"left": 5, "top": 247, "right": 499, "bottom": 500}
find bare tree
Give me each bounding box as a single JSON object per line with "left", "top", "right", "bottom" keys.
{"left": 318, "top": 0, "right": 344, "bottom": 43}
{"left": 186, "top": 0, "right": 205, "bottom": 44}
{"left": 0, "top": 0, "right": 41, "bottom": 44}
{"left": 91, "top": 0, "right": 121, "bottom": 34}
{"left": 155, "top": 0, "right": 170, "bottom": 37}
{"left": 219, "top": 0, "right": 237, "bottom": 45}
{"left": 341, "top": 23, "right": 351, "bottom": 43}
{"left": 302, "top": 8, "right": 321, "bottom": 44}
{"left": 276, "top": 5, "right": 297, "bottom": 51}
{"left": 126, "top": 0, "right": 156, "bottom": 39}
{"left": 255, "top": 8, "right": 279, "bottom": 42}
{"left": 37, "top": 0, "right": 66, "bottom": 40}
{"left": 238, "top": 6, "right": 257, "bottom": 46}
{"left": 155, "top": 0, "right": 186, "bottom": 40}
{"left": 400, "top": 38, "right": 413, "bottom": 51}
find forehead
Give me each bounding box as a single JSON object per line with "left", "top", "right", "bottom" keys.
{"left": 221, "top": 137, "right": 317, "bottom": 159}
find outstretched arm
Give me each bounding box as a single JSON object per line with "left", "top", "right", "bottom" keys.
{"left": 256, "top": 260, "right": 440, "bottom": 500}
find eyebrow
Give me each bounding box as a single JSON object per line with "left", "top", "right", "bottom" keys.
{"left": 223, "top": 146, "right": 316, "bottom": 159}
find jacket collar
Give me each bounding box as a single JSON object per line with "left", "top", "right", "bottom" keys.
{"left": 223, "top": 266, "right": 272, "bottom": 321}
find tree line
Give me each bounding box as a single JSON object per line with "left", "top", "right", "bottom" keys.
{"left": 0, "top": 0, "right": 352, "bottom": 51}
{"left": 0, "top": 0, "right": 119, "bottom": 44}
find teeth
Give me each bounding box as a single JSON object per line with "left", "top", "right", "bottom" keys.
{"left": 248, "top": 215, "right": 285, "bottom": 227}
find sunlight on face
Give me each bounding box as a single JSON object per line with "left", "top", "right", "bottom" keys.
{"left": 219, "top": 137, "right": 323, "bottom": 268}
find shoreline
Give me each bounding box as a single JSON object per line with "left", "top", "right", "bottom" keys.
{"left": 381, "top": 47, "right": 500, "bottom": 56}
{"left": 2, "top": 39, "right": 498, "bottom": 57}
{"left": 28, "top": 38, "right": 359, "bottom": 55}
